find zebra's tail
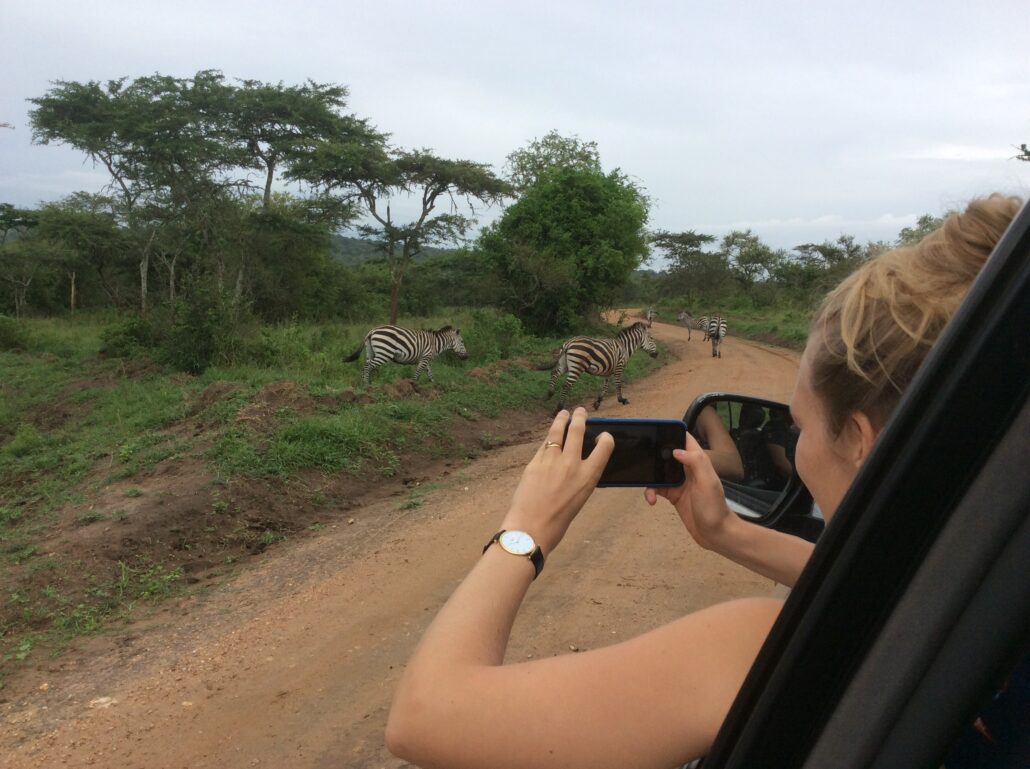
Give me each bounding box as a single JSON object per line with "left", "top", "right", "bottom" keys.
{"left": 534, "top": 356, "right": 558, "bottom": 371}
{"left": 344, "top": 341, "right": 364, "bottom": 363}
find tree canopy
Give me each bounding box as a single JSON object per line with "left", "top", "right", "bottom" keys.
{"left": 479, "top": 166, "right": 649, "bottom": 333}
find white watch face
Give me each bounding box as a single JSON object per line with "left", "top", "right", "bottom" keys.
{"left": 498, "top": 530, "right": 535, "bottom": 556}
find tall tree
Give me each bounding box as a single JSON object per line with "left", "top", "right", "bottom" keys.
{"left": 480, "top": 166, "right": 649, "bottom": 333}
{"left": 0, "top": 205, "right": 41, "bottom": 316}
{"left": 36, "top": 193, "right": 132, "bottom": 309}
{"left": 230, "top": 79, "right": 356, "bottom": 210}
{"left": 504, "top": 130, "right": 602, "bottom": 194}
{"left": 650, "top": 230, "right": 720, "bottom": 306}
{"left": 29, "top": 71, "right": 368, "bottom": 313}
{"left": 292, "top": 144, "right": 510, "bottom": 324}
{"left": 720, "top": 229, "right": 779, "bottom": 303}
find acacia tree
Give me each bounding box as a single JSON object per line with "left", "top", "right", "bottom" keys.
{"left": 0, "top": 205, "right": 41, "bottom": 316}
{"left": 29, "top": 71, "right": 369, "bottom": 314}
{"left": 292, "top": 144, "right": 510, "bottom": 324}
{"left": 649, "top": 230, "right": 721, "bottom": 306}
{"left": 720, "top": 230, "right": 780, "bottom": 304}
{"left": 230, "top": 79, "right": 356, "bottom": 210}
{"left": 36, "top": 193, "right": 132, "bottom": 310}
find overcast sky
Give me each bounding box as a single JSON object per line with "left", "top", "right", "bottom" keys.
{"left": 2, "top": 0, "right": 1029, "bottom": 255}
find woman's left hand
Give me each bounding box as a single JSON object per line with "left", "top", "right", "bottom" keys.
{"left": 500, "top": 407, "right": 614, "bottom": 554}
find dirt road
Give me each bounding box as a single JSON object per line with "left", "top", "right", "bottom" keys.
{"left": 1, "top": 320, "right": 800, "bottom": 769}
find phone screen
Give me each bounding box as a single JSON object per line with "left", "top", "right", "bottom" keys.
{"left": 573, "top": 418, "right": 687, "bottom": 487}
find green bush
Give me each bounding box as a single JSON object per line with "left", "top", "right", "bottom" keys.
{"left": 241, "top": 322, "right": 312, "bottom": 368}
{"left": 163, "top": 290, "right": 238, "bottom": 374}
{"left": 462, "top": 310, "right": 527, "bottom": 362}
{"left": 100, "top": 316, "right": 157, "bottom": 358}
{"left": 0, "top": 315, "right": 29, "bottom": 351}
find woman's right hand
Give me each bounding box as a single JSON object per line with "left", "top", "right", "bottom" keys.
{"left": 500, "top": 407, "right": 614, "bottom": 555}
{"left": 644, "top": 432, "right": 737, "bottom": 550}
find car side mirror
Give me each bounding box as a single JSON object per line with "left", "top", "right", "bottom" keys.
{"left": 684, "top": 392, "right": 823, "bottom": 543}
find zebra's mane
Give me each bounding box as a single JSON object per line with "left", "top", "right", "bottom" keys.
{"left": 621, "top": 321, "right": 648, "bottom": 334}
{"left": 434, "top": 325, "right": 454, "bottom": 333}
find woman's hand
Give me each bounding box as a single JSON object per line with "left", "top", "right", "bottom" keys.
{"left": 644, "top": 432, "right": 736, "bottom": 550}
{"left": 501, "top": 407, "right": 614, "bottom": 555}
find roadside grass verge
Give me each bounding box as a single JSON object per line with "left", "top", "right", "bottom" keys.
{"left": 0, "top": 308, "right": 665, "bottom": 680}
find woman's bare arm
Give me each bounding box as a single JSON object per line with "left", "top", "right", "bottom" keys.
{"left": 387, "top": 554, "right": 781, "bottom": 769}
{"left": 387, "top": 408, "right": 782, "bottom": 768}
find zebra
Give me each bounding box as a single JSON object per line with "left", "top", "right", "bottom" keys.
{"left": 644, "top": 307, "right": 658, "bottom": 327}
{"left": 545, "top": 321, "right": 658, "bottom": 411}
{"left": 676, "top": 311, "right": 709, "bottom": 341}
{"left": 344, "top": 325, "right": 468, "bottom": 385}
{"left": 708, "top": 315, "right": 727, "bottom": 358}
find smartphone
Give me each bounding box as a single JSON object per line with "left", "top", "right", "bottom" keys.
{"left": 564, "top": 417, "right": 687, "bottom": 487}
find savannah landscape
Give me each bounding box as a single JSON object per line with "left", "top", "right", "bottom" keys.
{"left": 1, "top": 71, "right": 948, "bottom": 766}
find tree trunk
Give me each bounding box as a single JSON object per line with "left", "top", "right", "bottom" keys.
{"left": 168, "top": 254, "right": 177, "bottom": 304}
{"left": 140, "top": 229, "right": 156, "bottom": 316}
{"left": 233, "top": 260, "right": 246, "bottom": 309}
{"left": 69, "top": 271, "right": 76, "bottom": 313}
{"left": 140, "top": 255, "right": 149, "bottom": 315}
{"left": 263, "top": 161, "right": 275, "bottom": 210}
{"left": 389, "top": 281, "right": 400, "bottom": 325}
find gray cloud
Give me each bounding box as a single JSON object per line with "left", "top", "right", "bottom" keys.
{"left": 2, "top": 0, "right": 1028, "bottom": 252}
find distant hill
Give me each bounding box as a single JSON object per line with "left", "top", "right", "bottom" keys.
{"left": 330, "top": 235, "right": 459, "bottom": 266}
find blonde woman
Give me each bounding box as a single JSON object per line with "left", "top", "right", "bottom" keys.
{"left": 386, "top": 194, "right": 1023, "bottom": 769}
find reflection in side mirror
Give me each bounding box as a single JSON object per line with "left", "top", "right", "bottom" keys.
{"left": 684, "top": 394, "right": 800, "bottom": 521}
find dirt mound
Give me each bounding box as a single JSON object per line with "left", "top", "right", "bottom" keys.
{"left": 189, "top": 381, "right": 242, "bottom": 415}
{"left": 236, "top": 380, "right": 319, "bottom": 432}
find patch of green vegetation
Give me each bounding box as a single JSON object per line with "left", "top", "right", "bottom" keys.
{"left": 399, "top": 482, "right": 442, "bottom": 511}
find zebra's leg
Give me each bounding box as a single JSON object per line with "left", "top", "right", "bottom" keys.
{"left": 413, "top": 357, "right": 432, "bottom": 382}
{"left": 594, "top": 377, "right": 611, "bottom": 410}
{"left": 362, "top": 358, "right": 380, "bottom": 385}
{"left": 557, "top": 373, "right": 579, "bottom": 414}
{"left": 615, "top": 366, "right": 630, "bottom": 405}
{"left": 546, "top": 365, "right": 560, "bottom": 399}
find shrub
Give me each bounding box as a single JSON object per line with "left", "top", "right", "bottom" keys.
{"left": 99, "top": 316, "right": 157, "bottom": 358}
{"left": 0, "top": 315, "right": 29, "bottom": 351}
{"left": 462, "top": 310, "right": 527, "bottom": 362}
{"left": 162, "top": 290, "right": 239, "bottom": 374}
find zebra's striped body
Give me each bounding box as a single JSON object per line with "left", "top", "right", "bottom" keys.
{"left": 676, "top": 311, "right": 709, "bottom": 341}
{"left": 345, "top": 325, "right": 468, "bottom": 384}
{"left": 546, "top": 321, "right": 658, "bottom": 411}
{"left": 708, "top": 315, "right": 727, "bottom": 358}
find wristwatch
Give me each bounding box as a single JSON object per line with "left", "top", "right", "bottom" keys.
{"left": 483, "top": 529, "right": 545, "bottom": 579}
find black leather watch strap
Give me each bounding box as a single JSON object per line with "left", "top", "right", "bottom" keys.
{"left": 483, "top": 529, "right": 545, "bottom": 579}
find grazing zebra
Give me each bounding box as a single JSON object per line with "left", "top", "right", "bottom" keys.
{"left": 708, "top": 315, "right": 727, "bottom": 358}
{"left": 345, "top": 325, "right": 468, "bottom": 385}
{"left": 546, "top": 321, "right": 658, "bottom": 411}
{"left": 644, "top": 307, "right": 658, "bottom": 327}
{"left": 676, "top": 311, "right": 709, "bottom": 341}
